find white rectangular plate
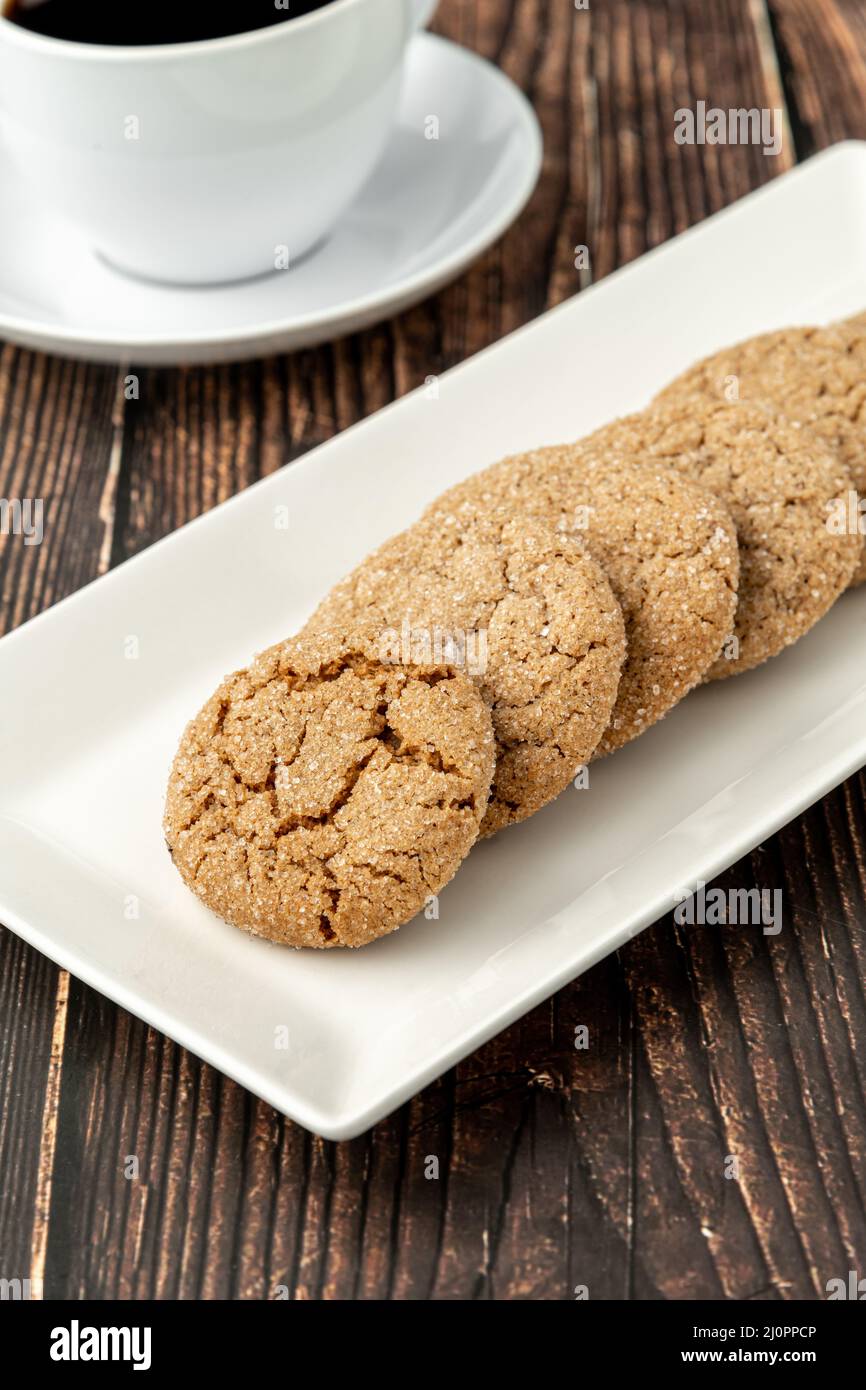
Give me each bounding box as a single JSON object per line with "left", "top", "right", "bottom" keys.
{"left": 3, "top": 142, "right": 866, "bottom": 1140}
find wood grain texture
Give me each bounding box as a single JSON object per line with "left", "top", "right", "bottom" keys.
{"left": 2, "top": 0, "right": 866, "bottom": 1301}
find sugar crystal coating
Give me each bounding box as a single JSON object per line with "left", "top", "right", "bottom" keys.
{"left": 423, "top": 450, "right": 740, "bottom": 754}
{"left": 164, "top": 629, "right": 495, "bottom": 948}
{"left": 584, "top": 399, "right": 859, "bottom": 678}
{"left": 303, "top": 507, "right": 626, "bottom": 833}
{"left": 656, "top": 324, "right": 866, "bottom": 585}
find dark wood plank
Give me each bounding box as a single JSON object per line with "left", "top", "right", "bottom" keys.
{"left": 769, "top": 0, "right": 866, "bottom": 153}
{"left": 0, "top": 347, "right": 121, "bottom": 1295}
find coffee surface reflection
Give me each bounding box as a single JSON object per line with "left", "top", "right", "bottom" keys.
{"left": 1, "top": 0, "right": 335, "bottom": 46}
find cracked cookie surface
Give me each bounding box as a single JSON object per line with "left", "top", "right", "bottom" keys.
{"left": 303, "top": 508, "right": 626, "bottom": 835}
{"left": 655, "top": 324, "right": 866, "bottom": 584}
{"left": 584, "top": 400, "right": 859, "bottom": 679}
{"left": 164, "top": 630, "right": 495, "bottom": 948}
{"left": 424, "top": 450, "right": 739, "bottom": 754}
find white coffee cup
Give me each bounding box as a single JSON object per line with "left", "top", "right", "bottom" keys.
{"left": 0, "top": 0, "right": 436, "bottom": 284}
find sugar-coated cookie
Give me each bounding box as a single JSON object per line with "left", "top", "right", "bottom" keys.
{"left": 164, "top": 629, "right": 495, "bottom": 948}
{"left": 304, "top": 507, "right": 626, "bottom": 834}
{"left": 424, "top": 450, "right": 739, "bottom": 754}
{"left": 655, "top": 324, "right": 866, "bottom": 584}
{"left": 584, "top": 400, "right": 860, "bottom": 678}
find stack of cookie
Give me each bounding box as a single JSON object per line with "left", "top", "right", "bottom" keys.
{"left": 164, "top": 316, "right": 865, "bottom": 949}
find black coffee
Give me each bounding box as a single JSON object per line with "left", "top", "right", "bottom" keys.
{"left": 1, "top": 0, "right": 335, "bottom": 46}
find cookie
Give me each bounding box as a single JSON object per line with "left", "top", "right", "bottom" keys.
{"left": 583, "top": 401, "right": 859, "bottom": 679}
{"left": 303, "top": 507, "right": 626, "bottom": 835}
{"left": 424, "top": 451, "right": 739, "bottom": 754}
{"left": 655, "top": 324, "right": 866, "bottom": 583}
{"left": 164, "top": 629, "right": 495, "bottom": 948}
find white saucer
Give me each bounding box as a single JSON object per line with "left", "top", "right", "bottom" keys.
{"left": 0, "top": 34, "right": 541, "bottom": 365}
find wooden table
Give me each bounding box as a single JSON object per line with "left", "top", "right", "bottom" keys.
{"left": 2, "top": 0, "right": 866, "bottom": 1301}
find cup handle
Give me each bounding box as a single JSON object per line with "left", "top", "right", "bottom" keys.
{"left": 411, "top": 0, "right": 438, "bottom": 29}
